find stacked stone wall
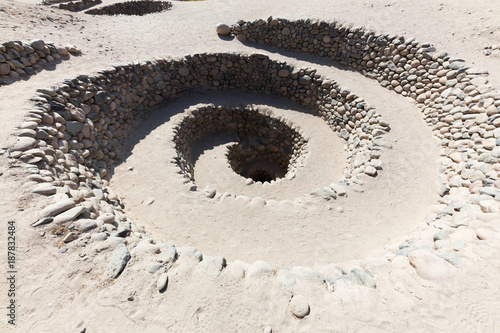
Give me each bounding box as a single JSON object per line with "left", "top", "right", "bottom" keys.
{"left": 173, "top": 104, "right": 308, "bottom": 182}
{"left": 0, "top": 40, "right": 79, "bottom": 84}
{"left": 10, "top": 52, "right": 388, "bottom": 256}
{"left": 230, "top": 18, "right": 500, "bottom": 222}
{"left": 58, "top": 0, "right": 102, "bottom": 12}
{"left": 85, "top": 0, "right": 172, "bottom": 16}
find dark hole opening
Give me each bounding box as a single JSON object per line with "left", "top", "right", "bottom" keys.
{"left": 247, "top": 168, "right": 275, "bottom": 183}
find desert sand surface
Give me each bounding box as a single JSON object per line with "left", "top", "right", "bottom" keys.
{"left": 0, "top": 0, "right": 500, "bottom": 332}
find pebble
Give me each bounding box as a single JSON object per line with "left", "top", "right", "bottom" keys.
{"left": 31, "top": 217, "right": 53, "bottom": 227}
{"left": 203, "top": 187, "right": 216, "bottom": 199}
{"left": 106, "top": 244, "right": 131, "bottom": 278}
{"left": 63, "top": 232, "right": 78, "bottom": 243}
{"left": 329, "top": 183, "right": 347, "bottom": 196}
{"left": 408, "top": 249, "right": 454, "bottom": 280}
{"left": 149, "top": 263, "right": 163, "bottom": 274}
{"left": 158, "top": 245, "right": 177, "bottom": 262}
{"left": 40, "top": 199, "right": 76, "bottom": 218}
{"left": 157, "top": 273, "right": 169, "bottom": 292}
{"left": 364, "top": 166, "right": 378, "bottom": 177}
{"left": 216, "top": 23, "right": 231, "bottom": 36}
{"left": 247, "top": 260, "right": 271, "bottom": 277}
{"left": 32, "top": 183, "right": 57, "bottom": 195}
{"left": 91, "top": 232, "right": 108, "bottom": 241}
{"left": 53, "top": 206, "right": 86, "bottom": 224}
{"left": 179, "top": 247, "right": 203, "bottom": 261}
{"left": 11, "top": 137, "right": 36, "bottom": 152}
{"left": 199, "top": 256, "right": 227, "bottom": 278}
{"left": 290, "top": 295, "right": 310, "bottom": 318}
{"left": 77, "top": 219, "right": 98, "bottom": 232}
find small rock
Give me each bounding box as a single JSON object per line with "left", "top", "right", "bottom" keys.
{"left": 65, "top": 45, "right": 81, "bottom": 54}
{"left": 32, "top": 217, "right": 53, "bottom": 227}
{"left": 53, "top": 206, "right": 86, "bottom": 224}
{"left": 247, "top": 260, "right": 271, "bottom": 276}
{"left": 290, "top": 295, "right": 310, "bottom": 319}
{"left": 77, "top": 219, "right": 98, "bottom": 232}
{"left": 30, "top": 39, "right": 45, "bottom": 51}
{"left": 106, "top": 244, "right": 131, "bottom": 278}
{"left": 40, "top": 199, "right": 76, "bottom": 218}
{"left": 329, "top": 183, "right": 347, "bottom": 196}
{"left": 408, "top": 249, "right": 454, "bottom": 280}
{"left": 278, "top": 69, "right": 290, "bottom": 78}
{"left": 11, "top": 137, "right": 37, "bottom": 152}
{"left": 199, "top": 256, "right": 227, "bottom": 277}
{"left": 32, "top": 183, "right": 57, "bottom": 195}
{"left": 216, "top": 23, "right": 231, "bottom": 36}
{"left": 60, "top": 247, "right": 68, "bottom": 253}
{"left": 149, "top": 263, "right": 163, "bottom": 274}
{"left": 364, "top": 166, "right": 378, "bottom": 177}
{"left": 99, "top": 213, "right": 115, "bottom": 224}
{"left": 63, "top": 232, "right": 78, "bottom": 243}
{"left": 157, "top": 273, "right": 168, "bottom": 292}
{"left": 203, "top": 187, "right": 216, "bottom": 198}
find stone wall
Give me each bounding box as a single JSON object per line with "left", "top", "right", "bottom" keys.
{"left": 173, "top": 104, "right": 308, "bottom": 183}
{"left": 10, "top": 52, "right": 388, "bottom": 259}
{"left": 58, "top": 0, "right": 102, "bottom": 12}
{"left": 0, "top": 40, "right": 79, "bottom": 84}
{"left": 230, "top": 17, "right": 500, "bottom": 220}
{"left": 85, "top": 0, "right": 172, "bottom": 16}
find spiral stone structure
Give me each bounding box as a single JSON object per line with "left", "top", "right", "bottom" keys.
{"left": 6, "top": 14, "right": 500, "bottom": 330}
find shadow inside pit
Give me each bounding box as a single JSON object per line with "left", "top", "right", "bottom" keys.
{"left": 105, "top": 89, "right": 316, "bottom": 180}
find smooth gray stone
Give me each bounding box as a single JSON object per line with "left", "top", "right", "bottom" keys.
{"left": 149, "top": 263, "right": 163, "bottom": 274}
{"left": 40, "top": 199, "right": 76, "bottom": 217}
{"left": 106, "top": 244, "right": 131, "bottom": 278}
{"left": 77, "top": 219, "right": 98, "bottom": 232}
{"left": 32, "top": 183, "right": 57, "bottom": 195}
{"left": 157, "top": 273, "right": 168, "bottom": 292}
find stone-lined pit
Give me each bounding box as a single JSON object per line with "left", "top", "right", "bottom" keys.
{"left": 10, "top": 51, "right": 393, "bottom": 276}
{"left": 85, "top": 0, "right": 172, "bottom": 16}
{"left": 173, "top": 105, "right": 307, "bottom": 184}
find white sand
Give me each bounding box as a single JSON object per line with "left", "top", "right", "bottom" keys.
{"left": 0, "top": 0, "right": 500, "bottom": 331}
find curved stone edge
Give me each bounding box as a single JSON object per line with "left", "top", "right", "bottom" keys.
{"left": 0, "top": 39, "right": 80, "bottom": 85}
{"left": 172, "top": 101, "right": 387, "bottom": 203}
{"left": 57, "top": 0, "right": 102, "bottom": 12}
{"left": 229, "top": 18, "right": 500, "bottom": 277}
{"left": 85, "top": 0, "right": 172, "bottom": 16}
{"left": 173, "top": 103, "right": 309, "bottom": 186}
{"left": 7, "top": 52, "right": 390, "bottom": 289}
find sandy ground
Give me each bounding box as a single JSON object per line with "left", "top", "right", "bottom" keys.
{"left": 0, "top": 0, "right": 500, "bottom": 332}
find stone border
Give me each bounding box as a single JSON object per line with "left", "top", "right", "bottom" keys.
{"left": 0, "top": 40, "right": 80, "bottom": 85}
{"left": 85, "top": 0, "right": 172, "bottom": 16}
{"left": 173, "top": 103, "right": 309, "bottom": 191}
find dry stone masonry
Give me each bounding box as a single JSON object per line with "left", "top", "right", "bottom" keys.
{"left": 85, "top": 0, "right": 172, "bottom": 16}
{"left": 10, "top": 51, "right": 389, "bottom": 285}
{"left": 173, "top": 104, "right": 308, "bottom": 184}
{"left": 0, "top": 39, "right": 80, "bottom": 84}
{"left": 57, "top": 0, "right": 102, "bottom": 12}
{"left": 9, "top": 17, "right": 500, "bottom": 317}
{"left": 230, "top": 17, "right": 500, "bottom": 214}
{"left": 227, "top": 17, "right": 500, "bottom": 286}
